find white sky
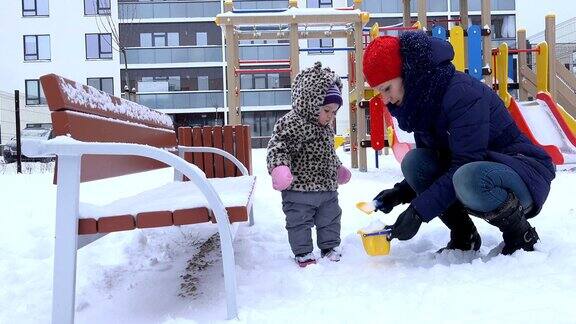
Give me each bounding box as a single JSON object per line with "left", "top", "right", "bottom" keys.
{"left": 515, "top": 0, "right": 575, "bottom": 38}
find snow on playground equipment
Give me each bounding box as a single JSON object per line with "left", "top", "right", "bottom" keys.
{"left": 515, "top": 15, "right": 576, "bottom": 138}
{"left": 216, "top": 0, "right": 370, "bottom": 169}
{"left": 494, "top": 42, "right": 576, "bottom": 165}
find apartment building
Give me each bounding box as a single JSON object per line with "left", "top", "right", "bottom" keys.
{"left": 117, "top": 0, "right": 352, "bottom": 148}
{"left": 0, "top": 0, "right": 121, "bottom": 145}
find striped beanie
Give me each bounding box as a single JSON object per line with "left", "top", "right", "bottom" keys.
{"left": 323, "top": 83, "right": 343, "bottom": 108}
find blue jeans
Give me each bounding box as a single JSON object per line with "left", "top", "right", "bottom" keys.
{"left": 401, "top": 149, "right": 533, "bottom": 214}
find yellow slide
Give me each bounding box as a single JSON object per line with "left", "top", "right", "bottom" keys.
{"left": 557, "top": 104, "right": 576, "bottom": 136}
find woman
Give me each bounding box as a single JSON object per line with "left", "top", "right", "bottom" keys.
{"left": 362, "top": 31, "right": 555, "bottom": 255}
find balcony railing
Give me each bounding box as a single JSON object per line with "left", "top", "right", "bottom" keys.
{"left": 241, "top": 88, "right": 291, "bottom": 106}
{"left": 239, "top": 44, "right": 290, "bottom": 61}
{"left": 451, "top": 0, "right": 515, "bottom": 11}
{"left": 135, "top": 88, "right": 291, "bottom": 110}
{"left": 137, "top": 90, "right": 224, "bottom": 109}
{"left": 122, "top": 45, "right": 222, "bottom": 64}
{"left": 234, "top": 0, "right": 288, "bottom": 10}
{"left": 118, "top": 1, "right": 221, "bottom": 19}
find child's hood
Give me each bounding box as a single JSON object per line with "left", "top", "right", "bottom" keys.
{"left": 291, "top": 62, "right": 343, "bottom": 125}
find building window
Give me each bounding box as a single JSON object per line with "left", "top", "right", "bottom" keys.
{"left": 307, "top": 0, "right": 332, "bottom": 8}
{"left": 307, "top": 38, "right": 334, "bottom": 54}
{"left": 254, "top": 74, "right": 266, "bottom": 89}
{"left": 87, "top": 77, "right": 114, "bottom": 95}
{"left": 25, "top": 79, "right": 46, "bottom": 105}
{"left": 86, "top": 33, "right": 112, "bottom": 59}
{"left": 268, "top": 74, "right": 280, "bottom": 88}
{"left": 84, "top": 0, "right": 111, "bottom": 15}
{"left": 23, "top": 35, "right": 50, "bottom": 61}
{"left": 140, "top": 32, "right": 179, "bottom": 47}
{"left": 198, "top": 76, "right": 209, "bottom": 90}
{"left": 196, "top": 32, "right": 208, "bottom": 46}
{"left": 22, "top": 0, "right": 49, "bottom": 16}
{"left": 139, "top": 76, "right": 181, "bottom": 92}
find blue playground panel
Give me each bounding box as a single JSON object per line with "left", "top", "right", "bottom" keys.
{"left": 432, "top": 26, "right": 447, "bottom": 40}
{"left": 467, "top": 25, "right": 483, "bottom": 80}
{"left": 508, "top": 56, "right": 517, "bottom": 82}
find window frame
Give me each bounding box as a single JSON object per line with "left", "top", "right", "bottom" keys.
{"left": 84, "top": 0, "right": 111, "bottom": 15}
{"left": 85, "top": 33, "right": 113, "bottom": 59}
{"left": 307, "top": 38, "right": 334, "bottom": 55}
{"left": 87, "top": 77, "right": 114, "bottom": 95}
{"left": 23, "top": 34, "right": 51, "bottom": 61}
{"left": 22, "top": 0, "right": 49, "bottom": 17}
{"left": 307, "top": 0, "right": 332, "bottom": 8}
{"left": 25, "top": 79, "right": 46, "bottom": 105}
{"left": 196, "top": 32, "right": 208, "bottom": 46}
{"left": 197, "top": 76, "right": 209, "bottom": 91}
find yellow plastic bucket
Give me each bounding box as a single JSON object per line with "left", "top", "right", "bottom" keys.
{"left": 357, "top": 229, "right": 391, "bottom": 256}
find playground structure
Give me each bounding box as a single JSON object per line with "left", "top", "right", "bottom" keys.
{"left": 215, "top": 0, "right": 372, "bottom": 171}
{"left": 362, "top": 2, "right": 576, "bottom": 166}
{"left": 493, "top": 23, "right": 576, "bottom": 165}
{"left": 357, "top": 0, "right": 494, "bottom": 169}
{"left": 216, "top": 0, "right": 576, "bottom": 170}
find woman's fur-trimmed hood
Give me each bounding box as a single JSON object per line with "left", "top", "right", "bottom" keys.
{"left": 387, "top": 31, "right": 456, "bottom": 132}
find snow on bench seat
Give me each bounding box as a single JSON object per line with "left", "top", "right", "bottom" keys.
{"left": 77, "top": 175, "right": 256, "bottom": 234}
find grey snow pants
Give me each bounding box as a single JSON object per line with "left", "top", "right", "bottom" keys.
{"left": 281, "top": 190, "right": 342, "bottom": 255}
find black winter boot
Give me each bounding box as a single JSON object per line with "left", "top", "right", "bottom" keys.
{"left": 437, "top": 203, "right": 482, "bottom": 253}
{"left": 481, "top": 193, "right": 539, "bottom": 255}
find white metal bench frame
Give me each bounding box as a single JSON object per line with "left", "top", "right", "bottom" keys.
{"left": 25, "top": 139, "right": 251, "bottom": 323}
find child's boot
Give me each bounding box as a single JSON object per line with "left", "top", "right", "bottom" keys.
{"left": 321, "top": 248, "right": 341, "bottom": 262}
{"left": 295, "top": 252, "right": 316, "bottom": 267}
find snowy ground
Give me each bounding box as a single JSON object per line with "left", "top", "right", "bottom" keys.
{"left": 1, "top": 149, "right": 576, "bottom": 324}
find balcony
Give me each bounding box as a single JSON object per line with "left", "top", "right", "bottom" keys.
{"left": 122, "top": 45, "right": 222, "bottom": 64}
{"left": 234, "top": 0, "right": 288, "bottom": 10}
{"left": 451, "top": 0, "right": 515, "bottom": 11}
{"left": 135, "top": 88, "right": 291, "bottom": 110}
{"left": 118, "top": 0, "right": 221, "bottom": 19}
{"left": 239, "top": 44, "right": 290, "bottom": 61}
{"left": 240, "top": 88, "right": 291, "bottom": 106}
{"left": 137, "top": 91, "right": 224, "bottom": 109}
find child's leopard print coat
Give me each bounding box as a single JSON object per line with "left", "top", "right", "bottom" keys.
{"left": 266, "top": 62, "right": 343, "bottom": 191}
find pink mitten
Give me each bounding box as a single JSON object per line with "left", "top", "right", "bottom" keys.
{"left": 271, "top": 166, "right": 293, "bottom": 191}
{"left": 337, "top": 165, "right": 351, "bottom": 185}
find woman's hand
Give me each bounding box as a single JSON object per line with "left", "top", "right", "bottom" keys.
{"left": 373, "top": 187, "right": 404, "bottom": 214}
{"left": 385, "top": 205, "right": 422, "bottom": 240}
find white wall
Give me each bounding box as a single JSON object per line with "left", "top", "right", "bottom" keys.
{"left": 0, "top": 0, "right": 121, "bottom": 144}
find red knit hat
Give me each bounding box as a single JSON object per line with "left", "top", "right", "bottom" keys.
{"left": 362, "top": 36, "right": 402, "bottom": 87}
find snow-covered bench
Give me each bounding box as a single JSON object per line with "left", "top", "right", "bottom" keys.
{"left": 26, "top": 73, "right": 255, "bottom": 323}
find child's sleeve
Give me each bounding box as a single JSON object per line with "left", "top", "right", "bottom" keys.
{"left": 266, "top": 118, "right": 298, "bottom": 174}
{"left": 330, "top": 130, "right": 343, "bottom": 169}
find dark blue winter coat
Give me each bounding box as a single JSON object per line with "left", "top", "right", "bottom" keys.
{"left": 388, "top": 32, "right": 555, "bottom": 222}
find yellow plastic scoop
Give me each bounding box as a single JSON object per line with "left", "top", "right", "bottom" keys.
{"left": 356, "top": 201, "right": 376, "bottom": 215}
